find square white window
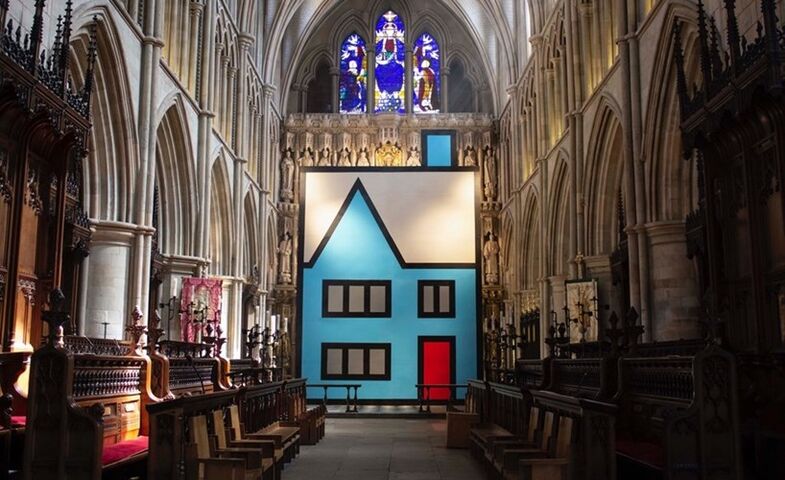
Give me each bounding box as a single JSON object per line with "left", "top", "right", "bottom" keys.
{"left": 422, "top": 285, "right": 435, "bottom": 313}
{"left": 439, "top": 285, "right": 451, "bottom": 313}
{"left": 348, "top": 286, "right": 365, "bottom": 313}
{"left": 327, "top": 285, "right": 344, "bottom": 313}
{"left": 369, "top": 285, "right": 387, "bottom": 313}
{"left": 369, "top": 349, "right": 387, "bottom": 375}
{"left": 326, "top": 348, "right": 343, "bottom": 375}
{"left": 347, "top": 349, "right": 364, "bottom": 375}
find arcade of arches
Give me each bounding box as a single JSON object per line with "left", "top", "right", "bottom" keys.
{"left": 1, "top": 0, "right": 784, "bottom": 479}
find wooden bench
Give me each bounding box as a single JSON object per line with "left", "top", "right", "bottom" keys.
{"left": 186, "top": 410, "right": 276, "bottom": 480}
{"left": 614, "top": 345, "right": 742, "bottom": 479}
{"left": 147, "top": 379, "right": 308, "bottom": 479}
{"left": 23, "top": 337, "right": 153, "bottom": 478}
{"left": 468, "top": 380, "right": 528, "bottom": 462}
{"left": 236, "top": 382, "right": 300, "bottom": 464}
{"left": 283, "top": 379, "right": 325, "bottom": 445}
{"left": 488, "top": 407, "right": 571, "bottom": 480}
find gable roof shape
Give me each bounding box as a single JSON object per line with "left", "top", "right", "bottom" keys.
{"left": 304, "top": 179, "right": 408, "bottom": 268}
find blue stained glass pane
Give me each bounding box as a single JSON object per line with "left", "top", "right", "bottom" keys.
{"left": 413, "top": 33, "right": 440, "bottom": 114}
{"left": 374, "top": 11, "right": 406, "bottom": 114}
{"left": 340, "top": 34, "right": 367, "bottom": 114}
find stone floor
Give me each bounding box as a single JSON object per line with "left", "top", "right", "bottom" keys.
{"left": 282, "top": 418, "right": 485, "bottom": 480}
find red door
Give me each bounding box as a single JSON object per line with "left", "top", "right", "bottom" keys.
{"left": 419, "top": 337, "right": 455, "bottom": 401}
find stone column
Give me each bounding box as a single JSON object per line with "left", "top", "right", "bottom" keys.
{"left": 617, "top": 0, "right": 642, "bottom": 332}
{"left": 195, "top": 0, "right": 216, "bottom": 260}
{"left": 82, "top": 222, "right": 138, "bottom": 339}
{"left": 330, "top": 67, "right": 340, "bottom": 113}
{"left": 578, "top": 3, "right": 594, "bottom": 93}
{"left": 645, "top": 222, "right": 700, "bottom": 340}
{"left": 368, "top": 46, "right": 376, "bottom": 113}
{"left": 188, "top": 1, "right": 203, "bottom": 91}
{"left": 441, "top": 65, "right": 450, "bottom": 113}
{"left": 130, "top": 0, "right": 163, "bottom": 327}
{"left": 405, "top": 46, "right": 413, "bottom": 113}
{"left": 258, "top": 85, "right": 275, "bottom": 340}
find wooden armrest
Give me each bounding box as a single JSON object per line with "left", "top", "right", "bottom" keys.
{"left": 518, "top": 458, "right": 570, "bottom": 480}
{"left": 199, "top": 457, "right": 245, "bottom": 480}
{"left": 246, "top": 433, "right": 282, "bottom": 444}
{"left": 502, "top": 449, "right": 548, "bottom": 473}
{"left": 216, "top": 448, "right": 262, "bottom": 467}
{"left": 519, "top": 458, "right": 569, "bottom": 466}
{"left": 229, "top": 439, "right": 275, "bottom": 457}
{"left": 493, "top": 441, "right": 539, "bottom": 462}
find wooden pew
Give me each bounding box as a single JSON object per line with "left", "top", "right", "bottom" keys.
{"left": 189, "top": 414, "right": 261, "bottom": 480}
{"left": 489, "top": 409, "right": 570, "bottom": 480}
{"left": 283, "top": 379, "right": 325, "bottom": 445}
{"left": 147, "top": 379, "right": 308, "bottom": 480}
{"left": 468, "top": 381, "right": 528, "bottom": 461}
{"left": 235, "top": 382, "right": 300, "bottom": 463}
{"left": 147, "top": 389, "right": 239, "bottom": 480}
{"left": 614, "top": 344, "right": 742, "bottom": 479}
{"left": 23, "top": 330, "right": 160, "bottom": 479}
{"left": 150, "top": 340, "right": 223, "bottom": 399}
{"left": 211, "top": 409, "right": 278, "bottom": 479}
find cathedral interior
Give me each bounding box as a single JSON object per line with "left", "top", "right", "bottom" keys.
{"left": 1, "top": 0, "right": 785, "bottom": 479}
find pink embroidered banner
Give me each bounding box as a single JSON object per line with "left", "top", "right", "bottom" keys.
{"left": 179, "top": 278, "right": 223, "bottom": 343}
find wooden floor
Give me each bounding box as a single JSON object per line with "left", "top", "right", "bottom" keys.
{"left": 283, "top": 418, "right": 485, "bottom": 480}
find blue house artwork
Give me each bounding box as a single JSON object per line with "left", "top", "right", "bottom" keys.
{"left": 298, "top": 160, "right": 480, "bottom": 401}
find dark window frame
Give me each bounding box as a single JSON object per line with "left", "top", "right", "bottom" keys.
{"left": 418, "top": 280, "right": 456, "bottom": 318}
{"left": 322, "top": 280, "right": 392, "bottom": 318}
{"left": 421, "top": 130, "right": 458, "bottom": 167}
{"left": 321, "top": 343, "right": 392, "bottom": 381}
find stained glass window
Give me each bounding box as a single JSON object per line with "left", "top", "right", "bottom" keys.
{"left": 339, "top": 34, "right": 367, "bottom": 114}
{"left": 374, "top": 11, "right": 406, "bottom": 114}
{"left": 413, "top": 33, "right": 440, "bottom": 114}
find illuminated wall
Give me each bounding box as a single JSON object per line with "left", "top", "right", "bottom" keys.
{"left": 298, "top": 170, "right": 479, "bottom": 400}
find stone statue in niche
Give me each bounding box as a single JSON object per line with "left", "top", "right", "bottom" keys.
{"left": 406, "top": 147, "right": 421, "bottom": 167}
{"left": 338, "top": 148, "right": 353, "bottom": 167}
{"left": 299, "top": 147, "right": 314, "bottom": 167}
{"left": 317, "top": 148, "right": 331, "bottom": 167}
{"left": 483, "top": 233, "right": 500, "bottom": 284}
{"left": 356, "top": 148, "right": 371, "bottom": 167}
{"left": 280, "top": 150, "right": 295, "bottom": 202}
{"left": 483, "top": 147, "right": 498, "bottom": 201}
{"left": 464, "top": 146, "right": 477, "bottom": 167}
{"left": 278, "top": 232, "right": 293, "bottom": 284}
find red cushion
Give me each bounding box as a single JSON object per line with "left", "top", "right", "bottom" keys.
{"left": 101, "top": 436, "right": 149, "bottom": 467}
{"left": 616, "top": 436, "right": 664, "bottom": 469}
{"left": 10, "top": 416, "right": 25, "bottom": 427}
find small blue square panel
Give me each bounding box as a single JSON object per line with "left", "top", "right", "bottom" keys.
{"left": 425, "top": 134, "right": 453, "bottom": 167}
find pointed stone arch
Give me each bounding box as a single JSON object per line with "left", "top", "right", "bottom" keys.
{"left": 643, "top": 5, "right": 702, "bottom": 223}
{"left": 520, "top": 186, "right": 540, "bottom": 293}
{"left": 243, "top": 191, "right": 259, "bottom": 279}
{"left": 548, "top": 156, "right": 571, "bottom": 276}
{"left": 69, "top": 8, "right": 137, "bottom": 222}
{"left": 155, "top": 97, "right": 197, "bottom": 257}
{"left": 584, "top": 96, "right": 625, "bottom": 256}
{"left": 210, "top": 153, "right": 234, "bottom": 276}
